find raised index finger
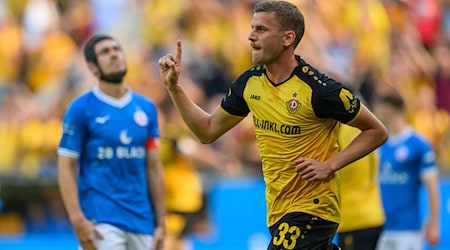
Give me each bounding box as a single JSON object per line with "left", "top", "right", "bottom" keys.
{"left": 176, "top": 40, "right": 182, "bottom": 63}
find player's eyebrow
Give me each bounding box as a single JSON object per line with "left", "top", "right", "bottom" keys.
{"left": 252, "top": 24, "right": 269, "bottom": 32}
{"left": 98, "top": 44, "right": 121, "bottom": 55}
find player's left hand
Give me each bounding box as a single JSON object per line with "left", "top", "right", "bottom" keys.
{"left": 294, "top": 157, "right": 334, "bottom": 181}
{"left": 425, "top": 221, "right": 440, "bottom": 246}
{"left": 151, "top": 226, "right": 165, "bottom": 250}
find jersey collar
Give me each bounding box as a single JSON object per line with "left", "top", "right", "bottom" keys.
{"left": 388, "top": 126, "right": 414, "bottom": 145}
{"left": 92, "top": 86, "right": 132, "bottom": 108}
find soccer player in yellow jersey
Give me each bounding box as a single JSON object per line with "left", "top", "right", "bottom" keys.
{"left": 158, "top": 1, "right": 388, "bottom": 249}
{"left": 337, "top": 124, "right": 385, "bottom": 250}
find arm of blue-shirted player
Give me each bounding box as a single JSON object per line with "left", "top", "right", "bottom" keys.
{"left": 58, "top": 156, "right": 104, "bottom": 250}
{"left": 422, "top": 171, "right": 440, "bottom": 246}
{"left": 295, "top": 105, "right": 388, "bottom": 181}
{"left": 146, "top": 147, "right": 166, "bottom": 250}
{"left": 158, "top": 40, "right": 243, "bottom": 143}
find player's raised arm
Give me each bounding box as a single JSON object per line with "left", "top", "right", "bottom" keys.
{"left": 158, "top": 40, "right": 243, "bottom": 143}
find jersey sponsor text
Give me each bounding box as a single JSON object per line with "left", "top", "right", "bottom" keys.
{"left": 97, "top": 146, "right": 146, "bottom": 160}
{"left": 253, "top": 116, "right": 301, "bottom": 135}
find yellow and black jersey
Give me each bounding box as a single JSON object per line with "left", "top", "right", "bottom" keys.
{"left": 337, "top": 124, "right": 385, "bottom": 232}
{"left": 220, "top": 56, "right": 362, "bottom": 227}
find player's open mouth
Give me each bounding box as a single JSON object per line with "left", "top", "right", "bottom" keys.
{"left": 250, "top": 43, "right": 261, "bottom": 51}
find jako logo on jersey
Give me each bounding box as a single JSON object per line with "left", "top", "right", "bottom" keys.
{"left": 134, "top": 110, "right": 148, "bottom": 126}
{"left": 286, "top": 99, "right": 301, "bottom": 114}
{"left": 250, "top": 94, "right": 261, "bottom": 100}
{"left": 95, "top": 115, "right": 110, "bottom": 124}
{"left": 120, "top": 130, "right": 132, "bottom": 145}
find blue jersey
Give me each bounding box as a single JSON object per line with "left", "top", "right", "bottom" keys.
{"left": 58, "top": 87, "right": 160, "bottom": 234}
{"left": 379, "top": 127, "right": 437, "bottom": 231}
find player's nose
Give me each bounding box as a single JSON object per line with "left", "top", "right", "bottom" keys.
{"left": 248, "top": 30, "right": 257, "bottom": 42}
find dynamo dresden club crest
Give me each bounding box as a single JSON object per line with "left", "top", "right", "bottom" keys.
{"left": 286, "top": 99, "right": 301, "bottom": 114}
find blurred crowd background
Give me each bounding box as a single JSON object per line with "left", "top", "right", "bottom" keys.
{"left": 0, "top": 0, "right": 449, "bottom": 248}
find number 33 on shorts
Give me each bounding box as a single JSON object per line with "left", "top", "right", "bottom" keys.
{"left": 272, "top": 222, "right": 301, "bottom": 250}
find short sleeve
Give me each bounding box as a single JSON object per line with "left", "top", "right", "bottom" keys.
{"left": 220, "top": 74, "right": 250, "bottom": 117}
{"left": 146, "top": 102, "right": 160, "bottom": 139}
{"left": 312, "top": 81, "right": 362, "bottom": 123}
{"left": 58, "top": 99, "right": 86, "bottom": 158}
{"left": 418, "top": 139, "right": 438, "bottom": 179}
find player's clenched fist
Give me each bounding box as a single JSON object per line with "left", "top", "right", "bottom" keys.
{"left": 158, "top": 40, "right": 182, "bottom": 89}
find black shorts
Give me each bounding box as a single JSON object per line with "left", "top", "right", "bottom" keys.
{"left": 337, "top": 226, "right": 382, "bottom": 250}
{"left": 268, "top": 212, "right": 339, "bottom": 250}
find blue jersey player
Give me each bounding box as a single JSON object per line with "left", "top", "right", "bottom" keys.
{"left": 373, "top": 93, "right": 440, "bottom": 250}
{"left": 57, "top": 35, "right": 166, "bottom": 250}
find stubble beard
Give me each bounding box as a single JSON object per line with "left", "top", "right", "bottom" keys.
{"left": 99, "top": 66, "right": 127, "bottom": 84}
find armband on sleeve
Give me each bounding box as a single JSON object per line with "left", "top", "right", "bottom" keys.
{"left": 145, "top": 138, "right": 159, "bottom": 150}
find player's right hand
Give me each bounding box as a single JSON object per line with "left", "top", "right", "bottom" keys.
{"left": 426, "top": 220, "right": 440, "bottom": 246}
{"left": 73, "top": 217, "right": 104, "bottom": 250}
{"left": 158, "top": 40, "right": 182, "bottom": 89}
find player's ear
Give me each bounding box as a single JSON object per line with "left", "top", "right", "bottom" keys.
{"left": 282, "top": 30, "right": 296, "bottom": 47}
{"left": 87, "top": 62, "right": 100, "bottom": 78}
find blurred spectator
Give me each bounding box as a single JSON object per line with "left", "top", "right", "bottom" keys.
{"left": 410, "top": 84, "right": 450, "bottom": 151}
{"left": 432, "top": 39, "right": 450, "bottom": 113}
{"left": 21, "top": 0, "right": 59, "bottom": 51}
{"left": 0, "top": 87, "right": 21, "bottom": 176}
{"left": 383, "top": 10, "right": 436, "bottom": 112}
{"left": 57, "top": 0, "right": 93, "bottom": 46}
{"left": 22, "top": 22, "right": 77, "bottom": 112}
{"left": 0, "top": 3, "right": 22, "bottom": 87}
{"left": 443, "top": 0, "right": 450, "bottom": 40}
{"left": 409, "top": 0, "right": 442, "bottom": 48}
